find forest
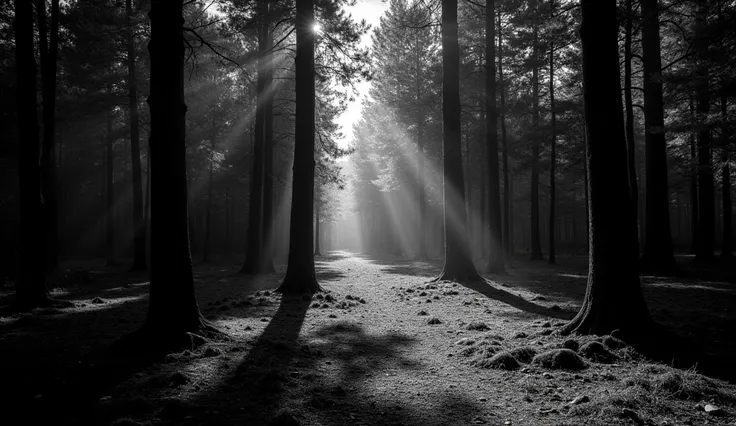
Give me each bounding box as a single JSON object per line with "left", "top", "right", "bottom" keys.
{"left": 0, "top": 0, "right": 735, "bottom": 425}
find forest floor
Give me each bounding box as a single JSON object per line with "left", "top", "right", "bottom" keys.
{"left": 1, "top": 251, "right": 736, "bottom": 426}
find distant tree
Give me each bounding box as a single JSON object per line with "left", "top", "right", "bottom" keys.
{"left": 434, "top": 0, "right": 480, "bottom": 282}
{"left": 640, "top": 0, "right": 676, "bottom": 272}
{"left": 36, "top": 0, "right": 60, "bottom": 274}
{"left": 126, "top": 0, "right": 147, "bottom": 271}
{"left": 547, "top": 0, "right": 557, "bottom": 265}
{"left": 484, "top": 0, "right": 505, "bottom": 274}
{"left": 105, "top": 106, "right": 116, "bottom": 266}
{"left": 127, "top": 0, "right": 219, "bottom": 348}
{"left": 277, "top": 0, "right": 321, "bottom": 294}
{"left": 562, "top": 0, "right": 653, "bottom": 338}
{"left": 622, "top": 0, "right": 640, "bottom": 263}
{"left": 240, "top": 0, "right": 269, "bottom": 274}
{"left": 694, "top": 0, "right": 715, "bottom": 262}
{"left": 12, "top": 0, "right": 49, "bottom": 310}
{"left": 529, "top": 0, "right": 543, "bottom": 261}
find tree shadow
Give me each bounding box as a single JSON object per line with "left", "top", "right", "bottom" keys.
{"left": 459, "top": 279, "right": 576, "bottom": 321}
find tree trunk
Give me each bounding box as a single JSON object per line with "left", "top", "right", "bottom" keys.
{"left": 241, "top": 5, "right": 267, "bottom": 274}
{"left": 548, "top": 0, "right": 557, "bottom": 265}
{"left": 695, "top": 0, "right": 715, "bottom": 262}
{"left": 689, "top": 96, "right": 699, "bottom": 254}
{"left": 485, "top": 0, "right": 505, "bottom": 274}
{"left": 433, "top": 0, "right": 481, "bottom": 282}
{"left": 640, "top": 0, "right": 677, "bottom": 272}
{"left": 530, "top": 4, "right": 543, "bottom": 261}
{"left": 133, "top": 0, "right": 216, "bottom": 346}
{"left": 562, "top": 0, "right": 653, "bottom": 340}
{"left": 415, "top": 44, "right": 428, "bottom": 260}
{"left": 36, "top": 0, "right": 60, "bottom": 274}
{"left": 261, "top": 0, "right": 276, "bottom": 273}
{"left": 499, "top": 10, "right": 512, "bottom": 257}
{"left": 479, "top": 105, "right": 488, "bottom": 258}
{"left": 277, "top": 0, "right": 320, "bottom": 294}
{"left": 13, "top": 0, "right": 49, "bottom": 309}
{"left": 106, "top": 109, "right": 116, "bottom": 266}
{"left": 127, "top": 0, "right": 147, "bottom": 271}
{"left": 624, "top": 0, "right": 640, "bottom": 263}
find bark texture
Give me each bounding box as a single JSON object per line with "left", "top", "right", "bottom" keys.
{"left": 13, "top": 0, "right": 49, "bottom": 309}
{"left": 485, "top": 0, "right": 505, "bottom": 274}
{"left": 562, "top": 0, "right": 653, "bottom": 339}
{"left": 277, "top": 0, "right": 320, "bottom": 294}
{"left": 640, "top": 0, "right": 676, "bottom": 272}
{"left": 433, "top": 0, "right": 481, "bottom": 282}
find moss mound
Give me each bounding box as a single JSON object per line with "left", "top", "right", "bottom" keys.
{"left": 562, "top": 339, "right": 580, "bottom": 352}
{"left": 579, "top": 341, "right": 618, "bottom": 363}
{"left": 603, "top": 335, "right": 628, "bottom": 350}
{"left": 532, "top": 348, "right": 587, "bottom": 371}
{"left": 471, "top": 350, "right": 520, "bottom": 370}
{"left": 509, "top": 346, "right": 537, "bottom": 363}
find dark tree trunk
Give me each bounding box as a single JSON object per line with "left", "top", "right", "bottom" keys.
{"left": 203, "top": 118, "right": 215, "bottom": 263}
{"left": 132, "top": 0, "right": 216, "bottom": 346}
{"left": 689, "top": 96, "right": 699, "bottom": 254}
{"left": 261, "top": 1, "right": 276, "bottom": 272}
{"left": 548, "top": 0, "right": 557, "bottom": 265}
{"left": 13, "top": 0, "right": 49, "bottom": 309}
{"left": 562, "top": 0, "right": 653, "bottom": 339}
{"left": 277, "top": 0, "right": 320, "bottom": 294}
{"left": 37, "top": 0, "right": 60, "bottom": 274}
{"left": 485, "top": 0, "right": 505, "bottom": 274}
{"left": 624, "top": 0, "right": 641, "bottom": 262}
{"left": 530, "top": 4, "right": 543, "bottom": 261}
{"left": 127, "top": 0, "right": 147, "bottom": 271}
{"left": 499, "top": 10, "right": 512, "bottom": 257}
{"left": 640, "top": 0, "right": 677, "bottom": 272}
{"left": 433, "top": 0, "right": 481, "bottom": 282}
{"left": 241, "top": 2, "right": 268, "bottom": 274}
{"left": 695, "top": 0, "right": 715, "bottom": 262}
{"left": 106, "top": 109, "right": 116, "bottom": 266}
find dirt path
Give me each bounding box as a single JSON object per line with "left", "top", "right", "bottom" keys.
{"left": 1, "top": 251, "right": 735, "bottom": 425}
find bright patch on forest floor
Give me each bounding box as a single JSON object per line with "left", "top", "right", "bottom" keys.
{"left": 1, "top": 251, "right": 735, "bottom": 425}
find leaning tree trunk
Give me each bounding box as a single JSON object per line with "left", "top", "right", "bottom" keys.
{"left": 13, "top": 0, "right": 49, "bottom": 310}
{"left": 624, "top": 0, "right": 641, "bottom": 263}
{"left": 132, "top": 0, "right": 217, "bottom": 347}
{"left": 433, "top": 0, "right": 481, "bottom": 282}
{"left": 127, "top": 0, "right": 147, "bottom": 271}
{"left": 277, "top": 0, "right": 320, "bottom": 294}
{"left": 530, "top": 5, "right": 543, "bottom": 261}
{"left": 499, "top": 10, "right": 512, "bottom": 257}
{"left": 695, "top": 0, "right": 715, "bottom": 262}
{"left": 640, "top": 0, "right": 677, "bottom": 272}
{"left": 261, "top": 0, "right": 276, "bottom": 272}
{"left": 562, "top": 0, "right": 653, "bottom": 340}
{"left": 485, "top": 0, "right": 505, "bottom": 274}
{"left": 37, "top": 0, "right": 60, "bottom": 275}
{"left": 548, "top": 0, "right": 557, "bottom": 265}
